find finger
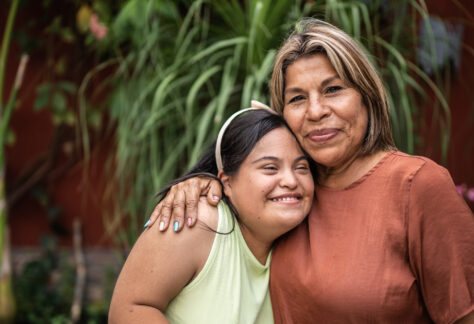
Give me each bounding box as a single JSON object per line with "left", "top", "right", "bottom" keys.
{"left": 184, "top": 185, "right": 200, "bottom": 227}
{"left": 206, "top": 180, "right": 222, "bottom": 206}
{"left": 146, "top": 203, "right": 162, "bottom": 228}
{"left": 159, "top": 192, "right": 174, "bottom": 232}
{"left": 171, "top": 185, "right": 186, "bottom": 232}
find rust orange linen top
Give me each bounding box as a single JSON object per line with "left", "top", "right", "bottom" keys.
{"left": 270, "top": 151, "right": 474, "bottom": 324}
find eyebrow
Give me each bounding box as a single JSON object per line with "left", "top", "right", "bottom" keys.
{"left": 284, "top": 75, "right": 340, "bottom": 95}
{"left": 321, "top": 75, "right": 340, "bottom": 88}
{"left": 251, "top": 155, "right": 308, "bottom": 164}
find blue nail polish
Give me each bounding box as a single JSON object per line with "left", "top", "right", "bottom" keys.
{"left": 144, "top": 219, "right": 151, "bottom": 228}
{"left": 173, "top": 221, "right": 179, "bottom": 232}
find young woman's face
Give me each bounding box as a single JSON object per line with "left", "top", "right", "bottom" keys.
{"left": 222, "top": 127, "right": 314, "bottom": 243}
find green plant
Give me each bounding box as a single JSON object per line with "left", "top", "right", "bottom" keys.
{"left": 13, "top": 236, "right": 75, "bottom": 324}
{"left": 81, "top": 266, "right": 117, "bottom": 324}
{"left": 1, "top": 0, "right": 25, "bottom": 321}
{"left": 34, "top": 81, "right": 77, "bottom": 125}
{"left": 94, "top": 0, "right": 453, "bottom": 246}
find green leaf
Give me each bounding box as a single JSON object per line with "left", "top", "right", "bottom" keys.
{"left": 5, "top": 129, "right": 15, "bottom": 145}
{"left": 52, "top": 92, "right": 67, "bottom": 112}
{"left": 64, "top": 111, "right": 75, "bottom": 126}
{"left": 88, "top": 110, "right": 102, "bottom": 129}
{"left": 153, "top": 0, "right": 179, "bottom": 20}
{"left": 189, "top": 37, "right": 247, "bottom": 64}
{"left": 58, "top": 81, "right": 76, "bottom": 94}
{"left": 34, "top": 90, "right": 50, "bottom": 110}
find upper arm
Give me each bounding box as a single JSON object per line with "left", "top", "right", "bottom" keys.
{"left": 109, "top": 204, "right": 217, "bottom": 322}
{"left": 407, "top": 161, "right": 474, "bottom": 323}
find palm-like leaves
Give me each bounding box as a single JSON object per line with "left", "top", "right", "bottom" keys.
{"left": 95, "top": 0, "right": 451, "bottom": 244}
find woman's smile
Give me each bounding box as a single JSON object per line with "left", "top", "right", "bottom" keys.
{"left": 307, "top": 128, "right": 340, "bottom": 143}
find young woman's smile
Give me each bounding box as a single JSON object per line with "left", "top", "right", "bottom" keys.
{"left": 269, "top": 192, "right": 302, "bottom": 204}
{"left": 221, "top": 127, "right": 314, "bottom": 245}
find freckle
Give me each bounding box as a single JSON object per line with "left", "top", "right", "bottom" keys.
{"left": 129, "top": 309, "right": 134, "bottom": 312}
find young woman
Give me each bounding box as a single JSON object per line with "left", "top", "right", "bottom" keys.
{"left": 108, "top": 109, "right": 314, "bottom": 323}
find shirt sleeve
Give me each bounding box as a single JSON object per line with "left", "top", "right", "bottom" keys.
{"left": 407, "top": 160, "right": 474, "bottom": 324}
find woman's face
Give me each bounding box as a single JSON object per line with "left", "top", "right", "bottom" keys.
{"left": 282, "top": 54, "right": 368, "bottom": 169}
{"left": 222, "top": 127, "right": 314, "bottom": 243}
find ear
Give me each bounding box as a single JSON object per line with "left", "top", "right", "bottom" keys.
{"left": 218, "top": 171, "right": 233, "bottom": 198}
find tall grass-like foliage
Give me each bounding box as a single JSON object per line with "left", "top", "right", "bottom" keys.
{"left": 97, "top": 0, "right": 451, "bottom": 245}
{"left": 99, "top": 0, "right": 313, "bottom": 244}
{"left": 1, "top": 0, "right": 24, "bottom": 321}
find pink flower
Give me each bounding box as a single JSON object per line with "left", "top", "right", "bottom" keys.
{"left": 456, "top": 184, "right": 466, "bottom": 196}
{"left": 90, "top": 13, "right": 108, "bottom": 40}
{"left": 466, "top": 188, "right": 474, "bottom": 202}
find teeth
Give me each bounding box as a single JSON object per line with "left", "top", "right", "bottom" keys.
{"left": 272, "top": 197, "right": 299, "bottom": 202}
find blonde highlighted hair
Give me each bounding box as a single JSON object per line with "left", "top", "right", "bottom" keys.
{"left": 271, "top": 18, "right": 396, "bottom": 154}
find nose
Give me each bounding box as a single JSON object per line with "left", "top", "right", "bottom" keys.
{"left": 280, "top": 168, "right": 298, "bottom": 189}
{"left": 307, "top": 95, "right": 330, "bottom": 121}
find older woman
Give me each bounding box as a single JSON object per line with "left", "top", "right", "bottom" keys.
{"left": 148, "top": 19, "right": 474, "bottom": 323}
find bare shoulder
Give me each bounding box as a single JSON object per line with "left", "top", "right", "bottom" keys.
{"left": 110, "top": 199, "right": 219, "bottom": 316}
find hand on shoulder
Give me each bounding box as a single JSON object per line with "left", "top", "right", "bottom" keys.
{"left": 194, "top": 196, "right": 219, "bottom": 231}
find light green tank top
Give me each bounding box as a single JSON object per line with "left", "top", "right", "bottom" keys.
{"left": 164, "top": 201, "right": 274, "bottom": 324}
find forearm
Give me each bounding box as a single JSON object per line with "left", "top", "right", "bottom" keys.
{"left": 109, "top": 303, "right": 170, "bottom": 324}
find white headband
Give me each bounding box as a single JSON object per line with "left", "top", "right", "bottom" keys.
{"left": 215, "top": 100, "right": 277, "bottom": 172}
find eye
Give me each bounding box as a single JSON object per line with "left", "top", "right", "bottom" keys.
{"left": 295, "top": 161, "right": 310, "bottom": 173}
{"left": 263, "top": 165, "right": 278, "bottom": 171}
{"left": 288, "top": 95, "right": 305, "bottom": 104}
{"left": 263, "top": 166, "right": 278, "bottom": 170}
{"left": 325, "top": 86, "right": 343, "bottom": 94}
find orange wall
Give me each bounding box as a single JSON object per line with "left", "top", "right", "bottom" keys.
{"left": 2, "top": 2, "right": 114, "bottom": 247}
{"left": 5, "top": 41, "right": 114, "bottom": 247}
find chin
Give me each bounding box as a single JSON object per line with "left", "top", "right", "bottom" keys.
{"left": 312, "top": 151, "right": 346, "bottom": 168}
{"left": 303, "top": 145, "right": 339, "bottom": 164}
{"left": 273, "top": 212, "right": 307, "bottom": 231}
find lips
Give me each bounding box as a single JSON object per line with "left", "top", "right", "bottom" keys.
{"left": 307, "top": 128, "right": 339, "bottom": 143}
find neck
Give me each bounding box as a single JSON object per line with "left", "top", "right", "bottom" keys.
{"left": 238, "top": 224, "right": 272, "bottom": 265}
{"left": 318, "top": 150, "right": 388, "bottom": 189}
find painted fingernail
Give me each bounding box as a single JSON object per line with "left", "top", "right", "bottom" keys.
{"left": 159, "top": 221, "right": 165, "bottom": 231}
{"left": 212, "top": 195, "right": 220, "bottom": 201}
{"left": 173, "top": 221, "right": 179, "bottom": 232}
{"left": 187, "top": 218, "right": 192, "bottom": 226}
{"left": 144, "top": 219, "right": 151, "bottom": 228}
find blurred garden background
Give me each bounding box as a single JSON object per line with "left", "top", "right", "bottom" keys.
{"left": 1, "top": 0, "right": 473, "bottom": 322}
